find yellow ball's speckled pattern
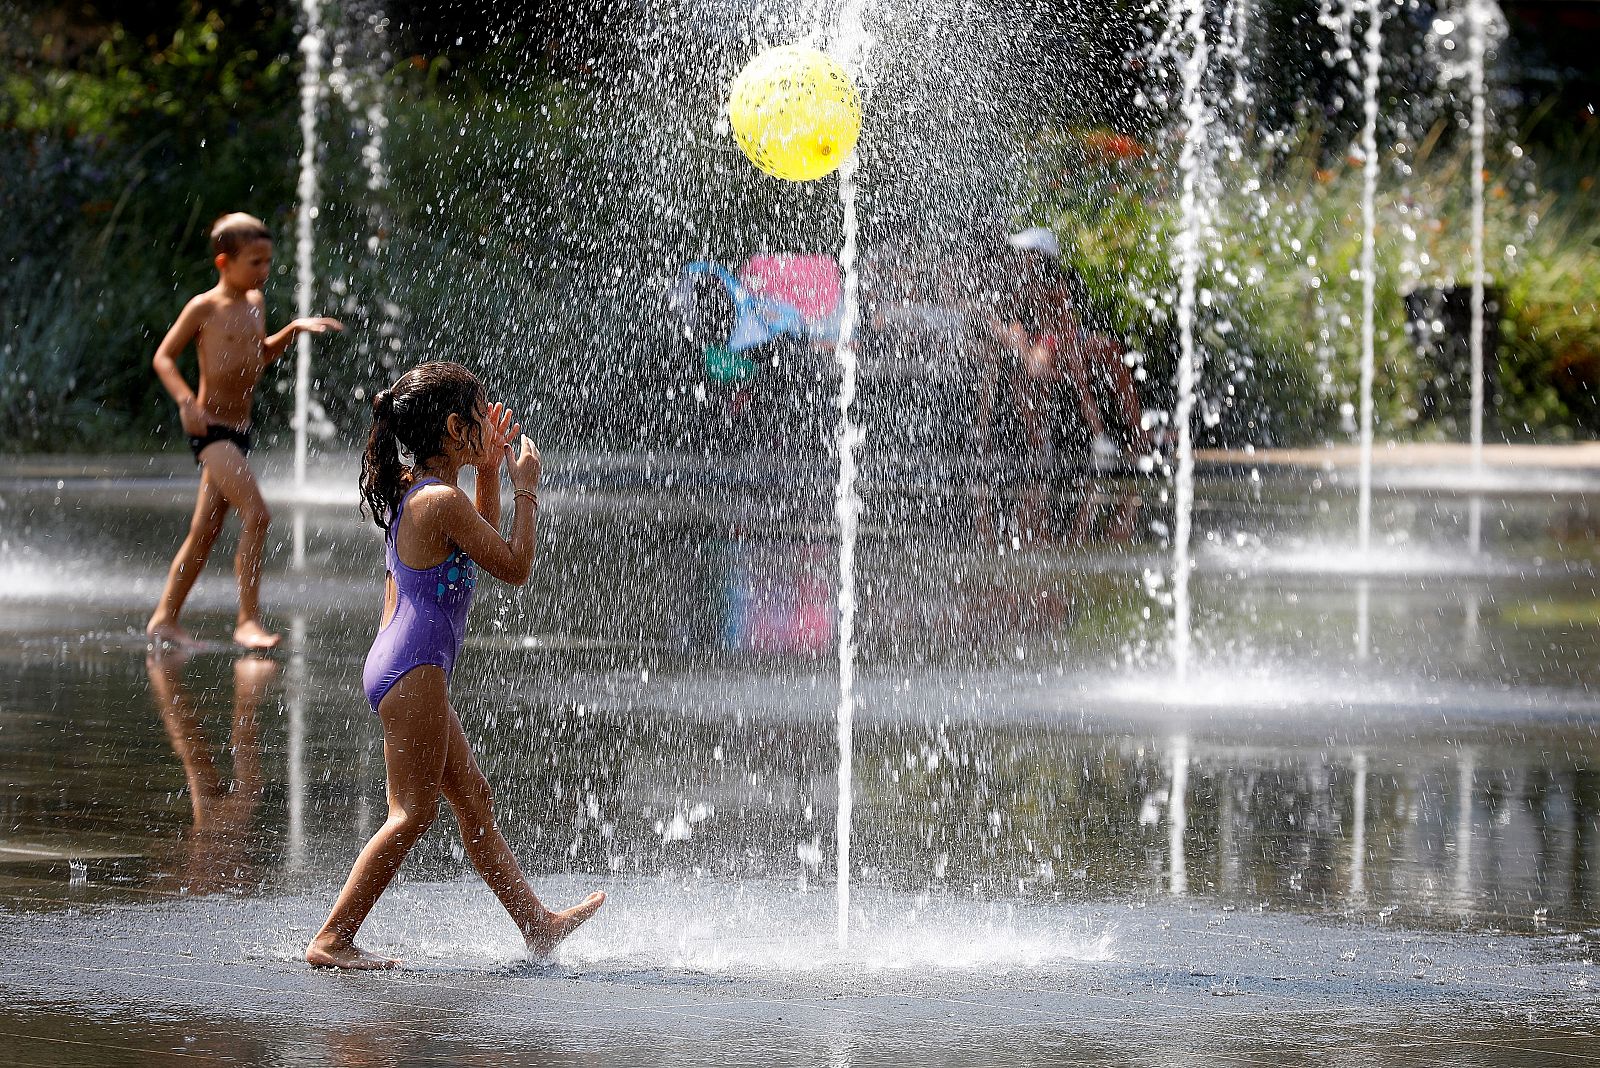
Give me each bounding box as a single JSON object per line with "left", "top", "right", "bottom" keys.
{"left": 728, "top": 46, "right": 861, "bottom": 182}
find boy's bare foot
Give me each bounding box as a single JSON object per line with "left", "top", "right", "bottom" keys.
{"left": 305, "top": 937, "right": 398, "bottom": 970}
{"left": 146, "top": 618, "right": 198, "bottom": 649}
{"left": 233, "top": 619, "right": 282, "bottom": 650}
{"left": 525, "top": 891, "right": 606, "bottom": 960}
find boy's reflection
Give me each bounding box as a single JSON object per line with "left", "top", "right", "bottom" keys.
{"left": 144, "top": 651, "right": 274, "bottom": 894}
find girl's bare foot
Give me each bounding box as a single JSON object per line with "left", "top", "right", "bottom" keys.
{"left": 146, "top": 617, "right": 197, "bottom": 649}
{"left": 233, "top": 619, "right": 282, "bottom": 650}
{"left": 525, "top": 891, "right": 606, "bottom": 959}
{"left": 305, "top": 937, "right": 398, "bottom": 970}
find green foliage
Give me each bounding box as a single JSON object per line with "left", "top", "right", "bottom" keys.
{"left": 0, "top": 3, "right": 299, "bottom": 449}
{"left": 0, "top": 10, "right": 600, "bottom": 450}
{"left": 1018, "top": 126, "right": 1338, "bottom": 446}
{"left": 2, "top": 6, "right": 293, "bottom": 142}
{"left": 2, "top": 3, "right": 1598, "bottom": 453}
{"left": 1499, "top": 205, "right": 1600, "bottom": 437}
{"left": 1494, "top": 114, "right": 1600, "bottom": 438}
{"left": 1017, "top": 118, "right": 1600, "bottom": 447}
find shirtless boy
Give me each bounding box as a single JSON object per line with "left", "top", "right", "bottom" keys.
{"left": 145, "top": 212, "right": 342, "bottom": 650}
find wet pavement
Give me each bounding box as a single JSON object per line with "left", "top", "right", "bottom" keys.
{"left": 3, "top": 451, "right": 1600, "bottom": 1065}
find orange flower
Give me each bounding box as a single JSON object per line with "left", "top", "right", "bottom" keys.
{"left": 1082, "top": 129, "right": 1146, "bottom": 161}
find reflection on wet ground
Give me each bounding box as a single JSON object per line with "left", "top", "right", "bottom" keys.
{"left": 2, "top": 454, "right": 1600, "bottom": 1063}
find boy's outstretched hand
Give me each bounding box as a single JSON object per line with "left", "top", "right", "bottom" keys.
{"left": 291, "top": 317, "right": 344, "bottom": 335}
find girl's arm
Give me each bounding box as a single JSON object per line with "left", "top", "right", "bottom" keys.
{"left": 153, "top": 297, "right": 210, "bottom": 435}
{"left": 263, "top": 315, "right": 344, "bottom": 364}
{"left": 474, "top": 461, "right": 502, "bottom": 531}
{"left": 472, "top": 402, "right": 519, "bottom": 529}
{"left": 433, "top": 436, "right": 541, "bottom": 586}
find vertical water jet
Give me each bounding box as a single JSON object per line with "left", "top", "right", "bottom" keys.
{"left": 292, "top": 0, "right": 325, "bottom": 568}
{"left": 1467, "top": 0, "right": 1489, "bottom": 554}
{"left": 832, "top": 151, "right": 863, "bottom": 950}
{"left": 1169, "top": 0, "right": 1211, "bottom": 682}
{"left": 827, "top": 0, "right": 873, "bottom": 950}
{"left": 1350, "top": 751, "right": 1369, "bottom": 898}
{"left": 1168, "top": 735, "right": 1190, "bottom": 895}
{"left": 1357, "top": 0, "right": 1384, "bottom": 556}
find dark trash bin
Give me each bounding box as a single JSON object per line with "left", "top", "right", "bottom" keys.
{"left": 1404, "top": 284, "right": 1502, "bottom": 433}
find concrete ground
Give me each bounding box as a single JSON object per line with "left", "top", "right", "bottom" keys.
{"left": 3, "top": 880, "right": 1599, "bottom": 1067}
{"left": 5, "top": 449, "right": 1600, "bottom": 1065}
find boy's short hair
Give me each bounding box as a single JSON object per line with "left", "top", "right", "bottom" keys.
{"left": 210, "top": 213, "right": 272, "bottom": 257}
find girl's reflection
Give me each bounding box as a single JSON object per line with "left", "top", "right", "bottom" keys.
{"left": 144, "top": 650, "right": 274, "bottom": 894}
{"left": 973, "top": 478, "right": 1142, "bottom": 549}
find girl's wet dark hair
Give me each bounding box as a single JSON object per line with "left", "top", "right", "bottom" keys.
{"left": 360, "top": 361, "right": 487, "bottom": 529}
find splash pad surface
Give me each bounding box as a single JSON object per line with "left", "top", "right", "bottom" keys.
{"left": 3, "top": 452, "right": 1600, "bottom": 1064}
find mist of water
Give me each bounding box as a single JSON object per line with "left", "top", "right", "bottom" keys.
{"left": 1350, "top": 750, "right": 1369, "bottom": 898}
{"left": 330, "top": 4, "right": 399, "bottom": 351}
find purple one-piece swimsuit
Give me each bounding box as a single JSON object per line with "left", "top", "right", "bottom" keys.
{"left": 362, "top": 478, "right": 478, "bottom": 711}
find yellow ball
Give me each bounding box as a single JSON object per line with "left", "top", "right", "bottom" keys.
{"left": 728, "top": 46, "right": 861, "bottom": 182}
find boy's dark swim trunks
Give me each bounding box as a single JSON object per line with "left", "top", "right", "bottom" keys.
{"left": 188, "top": 423, "right": 254, "bottom": 464}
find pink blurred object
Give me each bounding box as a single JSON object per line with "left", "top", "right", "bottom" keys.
{"left": 740, "top": 254, "right": 841, "bottom": 327}
{"left": 724, "top": 542, "right": 834, "bottom": 656}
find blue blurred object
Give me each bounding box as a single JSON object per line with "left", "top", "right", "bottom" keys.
{"left": 669, "top": 261, "right": 807, "bottom": 355}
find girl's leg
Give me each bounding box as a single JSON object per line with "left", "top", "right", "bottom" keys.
{"left": 1089, "top": 336, "right": 1154, "bottom": 452}
{"left": 438, "top": 706, "right": 605, "bottom": 958}
{"left": 1068, "top": 488, "right": 1101, "bottom": 546}
{"left": 146, "top": 470, "right": 229, "bottom": 645}
{"left": 1107, "top": 491, "right": 1141, "bottom": 543}
{"left": 1057, "top": 343, "right": 1109, "bottom": 441}
{"left": 970, "top": 338, "right": 1000, "bottom": 455}
{"left": 305, "top": 668, "right": 451, "bottom": 969}
{"left": 1016, "top": 345, "right": 1059, "bottom": 458}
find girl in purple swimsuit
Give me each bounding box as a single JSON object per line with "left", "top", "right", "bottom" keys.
{"left": 306, "top": 361, "right": 604, "bottom": 970}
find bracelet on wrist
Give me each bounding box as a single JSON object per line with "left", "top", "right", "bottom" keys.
{"left": 513, "top": 488, "right": 539, "bottom": 505}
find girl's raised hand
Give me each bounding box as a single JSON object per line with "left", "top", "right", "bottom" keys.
{"left": 508, "top": 435, "right": 541, "bottom": 492}
{"left": 482, "top": 401, "right": 522, "bottom": 466}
